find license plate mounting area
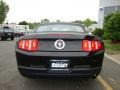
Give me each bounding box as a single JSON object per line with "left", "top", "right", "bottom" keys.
{"left": 49, "top": 59, "right": 70, "bottom": 73}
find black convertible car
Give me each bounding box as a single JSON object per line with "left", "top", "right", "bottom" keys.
{"left": 15, "top": 23, "right": 104, "bottom": 79}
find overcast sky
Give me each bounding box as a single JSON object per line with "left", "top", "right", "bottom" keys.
{"left": 4, "top": 0, "right": 100, "bottom": 23}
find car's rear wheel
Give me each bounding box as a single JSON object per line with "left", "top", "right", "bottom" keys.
{"left": 18, "top": 69, "right": 35, "bottom": 79}
{"left": 91, "top": 74, "right": 98, "bottom": 79}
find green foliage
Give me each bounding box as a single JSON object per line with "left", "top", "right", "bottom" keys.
{"left": 92, "top": 21, "right": 97, "bottom": 24}
{"left": 72, "top": 19, "right": 97, "bottom": 26}
{"left": 92, "top": 28, "right": 104, "bottom": 38}
{"left": 103, "top": 12, "right": 120, "bottom": 41}
{"left": 56, "top": 20, "right": 61, "bottom": 22}
{"left": 103, "top": 32, "right": 111, "bottom": 40}
{"left": 0, "top": 0, "right": 9, "bottom": 24}
{"left": 41, "top": 19, "right": 49, "bottom": 23}
{"left": 103, "top": 13, "right": 114, "bottom": 25}
{"left": 73, "top": 20, "right": 82, "bottom": 24}
{"left": 82, "top": 18, "right": 93, "bottom": 28}
{"left": 104, "top": 40, "right": 120, "bottom": 54}
{"left": 19, "top": 21, "right": 28, "bottom": 25}
{"left": 103, "top": 13, "right": 114, "bottom": 40}
{"left": 29, "top": 22, "right": 40, "bottom": 29}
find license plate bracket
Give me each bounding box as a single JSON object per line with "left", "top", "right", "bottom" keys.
{"left": 49, "top": 59, "right": 70, "bottom": 72}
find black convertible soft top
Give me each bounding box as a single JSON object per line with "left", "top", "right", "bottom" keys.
{"left": 35, "top": 22, "right": 86, "bottom": 32}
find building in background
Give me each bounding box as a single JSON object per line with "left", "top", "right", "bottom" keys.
{"left": 98, "top": 0, "right": 120, "bottom": 28}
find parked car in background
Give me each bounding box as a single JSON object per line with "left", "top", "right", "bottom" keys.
{"left": 0, "top": 26, "right": 14, "bottom": 40}
{"left": 15, "top": 22, "right": 104, "bottom": 79}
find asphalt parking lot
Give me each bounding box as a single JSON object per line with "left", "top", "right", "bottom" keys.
{"left": 0, "top": 39, "right": 114, "bottom": 90}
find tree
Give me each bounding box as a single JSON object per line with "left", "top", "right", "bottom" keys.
{"left": 92, "top": 28, "right": 104, "bottom": 38}
{"left": 82, "top": 18, "right": 93, "bottom": 29}
{"left": 92, "top": 21, "right": 97, "bottom": 24}
{"left": 41, "top": 19, "right": 49, "bottom": 23}
{"left": 103, "top": 13, "right": 115, "bottom": 40}
{"left": 56, "top": 20, "right": 61, "bottom": 22}
{"left": 0, "top": 0, "right": 9, "bottom": 24}
{"left": 73, "top": 20, "right": 82, "bottom": 24}
{"left": 29, "top": 22, "right": 40, "bottom": 29}
{"left": 103, "top": 12, "right": 120, "bottom": 42}
{"left": 19, "top": 21, "right": 28, "bottom": 25}
{"left": 103, "top": 13, "right": 114, "bottom": 25}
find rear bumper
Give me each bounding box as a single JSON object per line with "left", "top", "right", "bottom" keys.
{"left": 16, "top": 50, "right": 104, "bottom": 78}
{"left": 18, "top": 66, "right": 102, "bottom": 78}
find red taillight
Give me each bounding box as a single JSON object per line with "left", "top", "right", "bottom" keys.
{"left": 18, "top": 39, "right": 38, "bottom": 51}
{"left": 82, "top": 40, "right": 102, "bottom": 52}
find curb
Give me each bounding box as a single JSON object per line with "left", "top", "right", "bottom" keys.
{"left": 105, "top": 53, "right": 120, "bottom": 65}
{"left": 97, "top": 75, "right": 113, "bottom": 90}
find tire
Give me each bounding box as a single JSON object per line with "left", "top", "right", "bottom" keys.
{"left": 1, "top": 37, "right": 5, "bottom": 40}
{"left": 18, "top": 69, "right": 35, "bottom": 79}
{"left": 91, "top": 74, "right": 98, "bottom": 79}
{"left": 11, "top": 37, "right": 14, "bottom": 40}
{"left": 1, "top": 37, "right": 3, "bottom": 40}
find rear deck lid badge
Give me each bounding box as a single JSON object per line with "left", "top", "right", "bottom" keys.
{"left": 54, "top": 39, "right": 65, "bottom": 50}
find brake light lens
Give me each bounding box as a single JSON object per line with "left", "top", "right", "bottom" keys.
{"left": 82, "top": 40, "right": 102, "bottom": 52}
{"left": 18, "top": 39, "right": 38, "bottom": 51}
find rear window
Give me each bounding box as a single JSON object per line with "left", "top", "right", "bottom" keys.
{"left": 36, "top": 24, "right": 85, "bottom": 32}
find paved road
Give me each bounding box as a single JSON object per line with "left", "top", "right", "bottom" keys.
{"left": 0, "top": 39, "right": 107, "bottom": 90}
{"left": 101, "top": 57, "right": 120, "bottom": 90}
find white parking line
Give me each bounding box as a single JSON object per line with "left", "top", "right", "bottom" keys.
{"left": 105, "top": 53, "right": 120, "bottom": 65}
{"left": 97, "top": 75, "right": 113, "bottom": 90}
